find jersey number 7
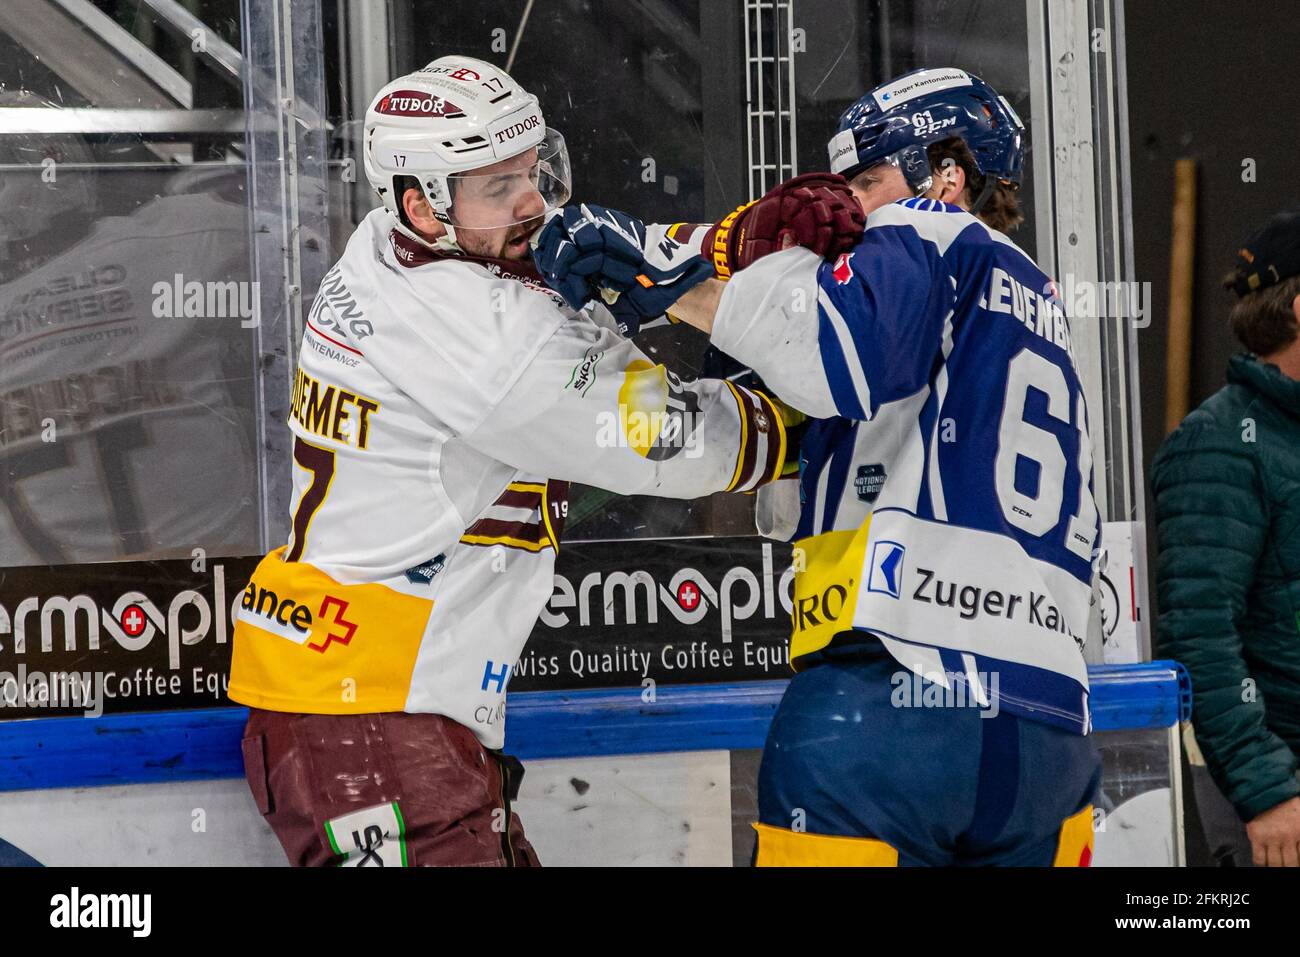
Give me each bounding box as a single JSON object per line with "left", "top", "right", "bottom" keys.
{"left": 287, "top": 438, "right": 336, "bottom": 562}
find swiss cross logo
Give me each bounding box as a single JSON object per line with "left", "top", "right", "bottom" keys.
{"left": 308, "top": 596, "right": 358, "bottom": 654}
{"left": 832, "top": 252, "right": 855, "bottom": 285}
{"left": 119, "top": 603, "right": 148, "bottom": 637}
{"left": 676, "top": 580, "right": 702, "bottom": 611}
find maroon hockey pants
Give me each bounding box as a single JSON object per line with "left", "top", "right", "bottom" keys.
{"left": 240, "top": 709, "right": 540, "bottom": 866}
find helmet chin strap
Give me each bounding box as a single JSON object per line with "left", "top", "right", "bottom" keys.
{"left": 431, "top": 205, "right": 463, "bottom": 252}
{"left": 431, "top": 230, "right": 462, "bottom": 253}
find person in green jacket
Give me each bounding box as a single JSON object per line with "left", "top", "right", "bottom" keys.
{"left": 1152, "top": 209, "right": 1300, "bottom": 867}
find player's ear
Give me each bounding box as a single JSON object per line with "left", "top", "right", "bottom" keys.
{"left": 402, "top": 186, "right": 443, "bottom": 237}
{"left": 933, "top": 158, "right": 965, "bottom": 203}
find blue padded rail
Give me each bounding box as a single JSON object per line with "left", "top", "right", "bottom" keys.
{"left": 0, "top": 661, "right": 1189, "bottom": 793}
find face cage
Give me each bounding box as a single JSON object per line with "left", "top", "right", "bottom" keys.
{"left": 435, "top": 127, "right": 572, "bottom": 236}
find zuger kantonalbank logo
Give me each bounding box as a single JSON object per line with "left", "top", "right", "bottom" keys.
{"left": 537, "top": 542, "right": 795, "bottom": 644}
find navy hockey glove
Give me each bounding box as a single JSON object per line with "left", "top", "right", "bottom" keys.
{"left": 532, "top": 203, "right": 715, "bottom": 335}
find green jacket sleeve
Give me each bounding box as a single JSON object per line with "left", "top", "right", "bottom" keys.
{"left": 1152, "top": 419, "right": 1300, "bottom": 821}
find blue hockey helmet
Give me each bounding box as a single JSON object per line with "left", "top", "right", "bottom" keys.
{"left": 827, "top": 67, "right": 1026, "bottom": 210}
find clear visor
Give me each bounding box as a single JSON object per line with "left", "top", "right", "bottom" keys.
{"left": 445, "top": 127, "right": 571, "bottom": 232}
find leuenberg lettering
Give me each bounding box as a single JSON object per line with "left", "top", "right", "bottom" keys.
{"left": 980, "top": 266, "right": 1078, "bottom": 366}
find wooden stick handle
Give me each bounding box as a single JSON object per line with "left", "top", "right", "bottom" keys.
{"left": 1165, "top": 159, "right": 1198, "bottom": 434}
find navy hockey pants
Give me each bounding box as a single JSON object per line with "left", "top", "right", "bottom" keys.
{"left": 755, "top": 642, "right": 1101, "bottom": 866}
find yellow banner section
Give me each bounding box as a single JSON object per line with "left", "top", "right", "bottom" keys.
{"left": 789, "top": 518, "right": 872, "bottom": 663}
{"left": 228, "top": 547, "right": 433, "bottom": 714}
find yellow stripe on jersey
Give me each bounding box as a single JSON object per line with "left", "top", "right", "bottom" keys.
{"left": 723, "top": 380, "right": 750, "bottom": 492}
{"left": 759, "top": 390, "right": 789, "bottom": 485}
{"left": 458, "top": 532, "right": 552, "bottom": 552}
{"left": 753, "top": 823, "right": 899, "bottom": 867}
{"left": 539, "top": 483, "right": 560, "bottom": 554}
{"left": 508, "top": 481, "right": 547, "bottom": 494}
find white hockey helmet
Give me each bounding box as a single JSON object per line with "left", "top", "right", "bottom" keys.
{"left": 363, "top": 55, "right": 571, "bottom": 250}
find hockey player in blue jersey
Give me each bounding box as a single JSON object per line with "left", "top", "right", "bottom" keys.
{"left": 534, "top": 67, "right": 1102, "bottom": 866}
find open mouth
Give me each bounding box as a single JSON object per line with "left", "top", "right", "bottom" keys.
{"left": 507, "top": 217, "right": 544, "bottom": 257}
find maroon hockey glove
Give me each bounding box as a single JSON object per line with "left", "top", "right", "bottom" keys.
{"left": 701, "top": 172, "right": 865, "bottom": 279}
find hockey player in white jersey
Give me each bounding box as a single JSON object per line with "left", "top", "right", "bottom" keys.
{"left": 229, "top": 55, "right": 860, "bottom": 867}
{"left": 536, "top": 68, "right": 1103, "bottom": 866}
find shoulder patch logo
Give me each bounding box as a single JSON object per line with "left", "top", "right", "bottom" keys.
{"left": 854, "top": 463, "right": 887, "bottom": 503}
{"left": 833, "top": 251, "right": 855, "bottom": 285}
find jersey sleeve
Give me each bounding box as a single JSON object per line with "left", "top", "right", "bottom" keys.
{"left": 711, "top": 218, "right": 955, "bottom": 421}
{"left": 463, "top": 312, "right": 786, "bottom": 498}
{"left": 642, "top": 222, "right": 710, "bottom": 270}
{"left": 359, "top": 264, "right": 569, "bottom": 436}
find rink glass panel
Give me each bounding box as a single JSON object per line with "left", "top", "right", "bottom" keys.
{"left": 0, "top": 3, "right": 259, "bottom": 568}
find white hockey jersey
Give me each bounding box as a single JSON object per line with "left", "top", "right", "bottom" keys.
{"left": 229, "top": 208, "right": 784, "bottom": 747}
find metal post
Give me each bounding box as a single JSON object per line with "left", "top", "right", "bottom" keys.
{"left": 241, "top": 0, "right": 333, "bottom": 549}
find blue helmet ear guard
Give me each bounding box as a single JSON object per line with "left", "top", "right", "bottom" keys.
{"left": 828, "top": 67, "right": 1026, "bottom": 211}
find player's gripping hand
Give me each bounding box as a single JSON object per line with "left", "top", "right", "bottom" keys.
{"left": 701, "top": 172, "right": 865, "bottom": 280}
{"left": 532, "top": 203, "right": 715, "bottom": 335}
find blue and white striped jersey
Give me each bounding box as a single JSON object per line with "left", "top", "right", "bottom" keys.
{"left": 712, "top": 197, "right": 1102, "bottom": 734}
